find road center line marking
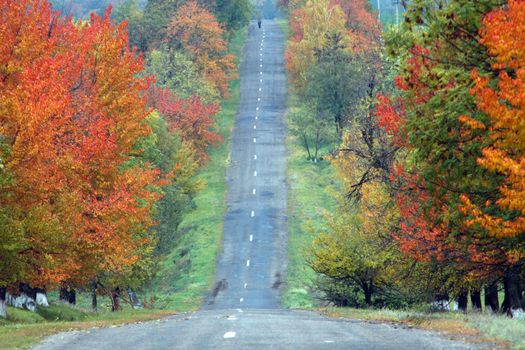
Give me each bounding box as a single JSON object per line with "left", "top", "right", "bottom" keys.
{"left": 251, "top": 210, "right": 255, "bottom": 216}
{"left": 224, "top": 332, "right": 236, "bottom": 339}
{"left": 244, "top": 283, "right": 247, "bottom": 288}
{"left": 237, "top": 309, "right": 243, "bottom": 313}
{"left": 254, "top": 171, "right": 257, "bottom": 177}
{"left": 260, "top": 79, "right": 263, "bottom": 82}
{"left": 249, "top": 234, "right": 253, "bottom": 242}
{"left": 256, "top": 107, "right": 259, "bottom": 111}
{"left": 254, "top": 155, "right": 257, "bottom": 160}
{"left": 240, "top": 298, "right": 244, "bottom": 302}
{"left": 255, "top": 116, "right": 258, "bottom": 120}
{"left": 254, "top": 125, "right": 257, "bottom": 129}
{"left": 228, "top": 316, "right": 237, "bottom": 321}
{"left": 253, "top": 188, "right": 256, "bottom": 195}
{"left": 253, "top": 137, "right": 256, "bottom": 143}
{"left": 260, "top": 71, "right": 263, "bottom": 75}
{"left": 246, "top": 259, "right": 250, "bottom": 267}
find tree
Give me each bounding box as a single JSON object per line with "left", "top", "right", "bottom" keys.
{"left": 460, "top": 1, "right": 525, "bottom": 314}
{"left": 0, "top": 1, "right": 161, "bottom": 309}
{"left": 285, "top": 0, "right": 347, "bottom": 88}
{"left": 299, "top": 32, "right": 367, "bottom": 135}
{"left": 461, "top": 0, "right": 525, "bottom": 241}
{"left": 288, "top": 105, "right": 338, "bottom": 162}
{"left": 378, "top": 0, "right": 520, "bottom": 311}
{"left": 145, "top": 48, "right": 219, "bottom": 103}
{"left": 166, "top": 1, "right": 236, "bottom": 97}
{"left": 215, "top": 0, "right": 252, "bottom": 33}
{"left": 147, "top": 86, "right": 221, "bottom": 161}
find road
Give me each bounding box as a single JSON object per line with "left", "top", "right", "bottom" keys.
{"left": 204, "top": 16, "right": 288, "bottom": 310}
{"left": 34, "top": 20, "right": 484, "bottom": 350}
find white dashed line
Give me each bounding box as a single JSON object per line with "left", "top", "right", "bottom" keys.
{"left": 254, "top": 171, "right": 257, "bottom": 177}
{"left": 259, "top": 87, "right": 262, "bottom": 91}
{"left": 251, "top": 210, "right": 255, "bottom": 216}
{"left": 240, "top": 298, "right": 244, "bottom": 302}
{"left": 253, "top": 188, "right": 256, "bottom": 195}
{"left": 253, "top": 137, "right": 256, "bottom": 143}
{"left": 224, "top": 332, "right": 236, "bottom": 339}
{"left": 260, "top": 64, "right": 263, "bottom": 68}
{"left": 254, "top": 155, "right": 257, "bottom": 160}
{"left": 260, "top": 79, "right": 263, "bottom": 82}
{"left": 260, "top": 71, "right": 263, "bottom": 75}
{"left": 244, "top": 283, "right": 248, "bottom": 288}
{"left": 254, "top": 125, "right": 257, "bottom": 129}
{"left": 237, "top": 309, "right": 243, "bottom": 313}
{"left": 255, "top": 116, "right": 258, "bottom": 120}
{"left": 228, "top": 316, "right": 237, "bottom": 321}
{"left": 258, "top": 97, "right": 261, "bottom": 101}
{"left": 249, "top": 234, "right": 253, "bottom": 242}
{"left": 246, "top": 260, "right": 250, "bottom": 267}
{"left": 256, "top": 107, "right": 259, "bottom": 111}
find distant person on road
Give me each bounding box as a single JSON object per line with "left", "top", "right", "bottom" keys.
{"left": 258, "top": 19, "right": 262, "bottom": 29}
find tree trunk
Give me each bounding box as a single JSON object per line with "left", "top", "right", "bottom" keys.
{"left": 111, "top": 287, "right": 121, "bottom": 312}
{"left": 91, "top": 278, "right": 98, "bottom": 312}
{"left": 484, "top": 283, "right": 500, "bottom": 313}
{"left": 18, "top": 283, "right": 37, "bottom": 312}
{"left": 502, "top": 266, "right": 524, "bottom": 317}
{"left": 470, "top": 288, "right": 482, "bottom": 312}
{"left": 314, "top": 130, "right": 320, "bottom": 162}
{"left": 35, "top": 287, "right": 49, "bottom": 307}
{"left": 0, "top": 287, "right": 6, "bottom": 318}
{"left": 457, "top": 291, "right": 468, "bottom": 312}
{"left": 127, "top": 287, "right": 142, "bottom": 309}
{"left": 433, "top": 293, "right": 450, "bottom": 311}
{"left": 302, "top": 134, "right": 312, "bottom": 161}
{"left": 362, "top": 280, "right": 373, "bottom": 306}
{"left": 59, "top": 286, "right": 76, "bottom": 305}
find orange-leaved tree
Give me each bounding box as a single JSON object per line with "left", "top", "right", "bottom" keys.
{"left": 0, "top": 0, "right": 161, "bottom": 291}
{"left": 146, "top": 86, "right": 221, "bottom": 161}
{"left": 166, "top": 1, "right": 236, "bottom": 97}
{"left": 461, "top": 0, "right": 525, "bottom": 241}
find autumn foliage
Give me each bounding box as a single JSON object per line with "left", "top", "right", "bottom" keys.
{"left": 461, "top": 0, "right": 525, "bottom": 240}
{"left": 147, "top": 86, "right": 221, "bottom": 160}
{"left": 0, "top": 0, "right": 164, "bottom": 290}
{"left": 166, "top": 1, "right": 236, "bottom": 97}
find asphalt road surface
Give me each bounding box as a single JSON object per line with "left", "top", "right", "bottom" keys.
{"left": 34, "top": 20, "right": 485, "bottom": 350}
{"left": 204, "top": 16, "right": 288, "bottom": 310}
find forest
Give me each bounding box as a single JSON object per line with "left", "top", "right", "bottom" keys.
{"left": 281, "top": 0, "right": 525, "bottom": 317}
{"left": 0, "top": 0, "right": 251, "bottom": 318}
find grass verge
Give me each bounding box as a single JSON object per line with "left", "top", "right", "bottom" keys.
{"left": 150, "top": 28, "right": 247, "bottom": 311}
{"left": 320, "top": 307, "right": 525, "bottom": 349}
{"left": 0, "top": 305, "right": 175, "bottom": 350}
{"left": 279, "top": 15, "right": 339, "bottom": 308}
{"left": 283, "top": 94, "right": 339, "bottom": 309}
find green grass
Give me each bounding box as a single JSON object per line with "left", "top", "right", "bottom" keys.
{"left": 276, "top": 18, "right": 290, "bottom": 39}
{"left": 150, "top": 28, "right": 247, "bottom": 311}
{"left": 278, "top": 16, "right": 340, "bottom": 308}
{"left": 283, "top": 96, "right": 339, "bottom": 309}
{"left": 321, "top": 307, "right": 525, "bottom": 349}
{"left": 0, "top": 305, "right": 175, "bottom": 350}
